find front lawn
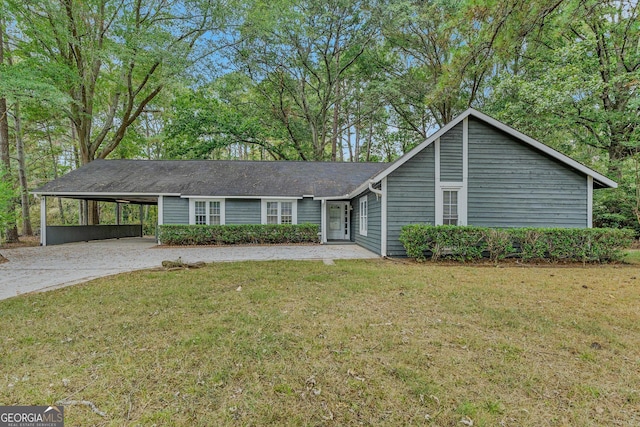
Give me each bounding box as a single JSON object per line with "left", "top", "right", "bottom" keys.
{"left": 624, "top": 249, "right": 640, "bottom": 265}
{"left": 1, "top": 260, "right": 638, "bottom": 426}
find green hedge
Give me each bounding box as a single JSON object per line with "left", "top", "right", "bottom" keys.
{"left": 399, "top": 225, "right": 635, "bottom": 263}
{"left": 158, "top": 223, "right": 320, "bottom": 245}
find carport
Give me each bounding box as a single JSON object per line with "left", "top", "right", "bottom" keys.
{"left": 33, "top": 192, "right": 161, "bottom": 246}
{"left": 31, "top": 160, "right": 173, "bottom": 246}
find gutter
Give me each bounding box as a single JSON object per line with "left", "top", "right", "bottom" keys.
{"left": 368, "top": 180, "right": 382, "bottom": 199}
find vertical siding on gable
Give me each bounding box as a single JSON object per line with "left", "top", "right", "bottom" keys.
{"left": 386, "top": 144, "right": 436, "bottom": 256}
{"left": 298, "top": 197, "right": 321, "bottom": 224}
{"left": 467, "top": 117, "right": 587, "bottom": 227}
{"left": 352, "top": 191, "right": 381, "bottom": 255}
{"left": 226, "top": 199, "right": 261, "bottom": 224}
{"left": 440, "top": 122, "right": 463, "bottom": 181}
{"left": 163, "top": 196, "right": 189, "bottom": 224}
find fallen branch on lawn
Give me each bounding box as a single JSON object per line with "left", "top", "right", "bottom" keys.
{"left": 161, "top": 257, "right": 206, "bottom": 270}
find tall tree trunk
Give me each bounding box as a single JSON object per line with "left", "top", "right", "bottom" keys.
{"left": 344, "top": 107, "right": 352, "bottom": 162}
{"left": 354, "top": 95, "right": 360, "bottom": 162}
{"left": 87, "top": 201, "right": 100, "bottom": 224}
{"left": 607, "top": 141, "right": 626, "bottom": 183}
{"left": 331, "top": 79, "right": 340, "bottom": 162}
{"left": 633, "top": 156, "right": 640, "bottom": 227}
{"left": 4, "top": 32, "right": 32, "bottom": 236}
{"left": 68, "top": 122, "right": 98, "bottom": 224}
{"left": 46, "top": 126, "right": 65, "bottom": 224}
{"left": 330, "top": 36, "right": 341, "bottom": 162}
{"left": 366, "top": 121, "right": 373, "bottom": 162}
{"left": 14, "top": 101, "right": 32, "bottom": 235}
{"left": 0, "top": 20, "right": 18, "bottom": 243}
{"left": 70, "top": 126, "right": 85, "bottom": 225}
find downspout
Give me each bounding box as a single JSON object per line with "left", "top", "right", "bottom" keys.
{"left": 369, "top": 179, "right": 387, "bottom": 257}
{"left": 368, "top": 180, "right": 382, "bottom": 199}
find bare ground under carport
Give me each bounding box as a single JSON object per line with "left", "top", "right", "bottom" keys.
{"left": 0, "top": 238, "right": 378, "bottom": 300}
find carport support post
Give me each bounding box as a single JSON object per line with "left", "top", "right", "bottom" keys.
{"left": 82, "top": 200, "right": 88, "bottom": 225}
{"left": 115, "top": 203, "right": 121, "bottom": 225}
{"left": 139, "top": 204, "right": 144, "bottom": 236}
{"left": 40, "top": 196, "right": 47, "bottom": 246}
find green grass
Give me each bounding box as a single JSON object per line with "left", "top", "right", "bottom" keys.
{"left": 624, "top": 249, "right": 640, "bottom": 265}
{"left": 1, "top": 259, "right": 639, "bottom": 426}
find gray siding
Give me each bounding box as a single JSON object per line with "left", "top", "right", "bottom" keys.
{"left": 352, "top": 191, "right": 381, "bottom": 255}
{"left": 386, "top": 145, "right": 436, "bottom": 257}
{"left": 162, "top": 197, "right": 318, "bottom": 226}
{"left": 467, "top": 117, "right": 587, "bottom": 227}
{"left": 298, "top": 197, "right": 321, "bottom": 224}
{"left": 440, "top": 122, "right": 463, "bottom": 181}
{"left": 226, "top": 199, "right": 261, "bottom": 224}
{"left": 163, "top": 196, "right": 189, "bottom": 224}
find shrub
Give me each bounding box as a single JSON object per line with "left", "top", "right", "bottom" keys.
{"left": 158, "top": 223, "right": 320, "bottom": 246}
{"left": 400, "top": 225, "right": 634, "bottom": 263}
{"left": 398, "top": 224, "right": 434, "bottom": 261}
{"left": 399, "top": 225, "right": 486, "bottom": 262}
{"left": 482, "top": 228, "right": 516, "bottom": 262}
{"left": 441, "top": 226, "right": 485, "bottom": 262}
{"left": 510, "top": 228, "right": 547, "bottom": 261}
{"left": 583, "top": 228, "right": 635, "bottom": 262}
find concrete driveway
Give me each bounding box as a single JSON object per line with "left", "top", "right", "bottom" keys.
{"left": 0, "top": 238, "right": 378, "bottom": 300}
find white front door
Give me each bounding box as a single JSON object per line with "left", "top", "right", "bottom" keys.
{"left": 327, "top": 202, "right": 350, "bottom": 240}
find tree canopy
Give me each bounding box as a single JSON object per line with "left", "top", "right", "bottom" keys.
{"left": 0, "top": 0, "right": 638, "bottom": 235}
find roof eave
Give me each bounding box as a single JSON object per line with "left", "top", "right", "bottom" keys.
{"left": 31, "top": 191, "right": 180, "bottom": 197}
{"left": 345, "top": 180, "right": 372, "bottom": 200}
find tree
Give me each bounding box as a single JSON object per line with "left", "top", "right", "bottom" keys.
{"left": 164, "top": 75, "right": 295, "bottom": 160}
{"left": 0, "top": 19, "right": 19, "bottom": 243}
{"left": 378, "top": 0, "right": 516, "bottom": 139}
{"left": 3, "top": 33, "right": 33, "bottom": 235}
{"left": 7, "top": 0, "right": 230, "bottom": 223}
{"left": 0, "top": 166, "right": 17, "bottom": 261}
{"left": 487, "top": 0, "right": 639, "bottom": 180}
{"left": 233, "top": 0, "right": 379, "bottom": 160}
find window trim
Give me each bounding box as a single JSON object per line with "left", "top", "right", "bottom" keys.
{"left": 359, "top": 195, "right": 368, "bottom": 236}
{"left": 435, "top": 183, "right": 466, "bottom": 226}
{"left": 189, "top": 198, "right": 225, "bottom": 225}
{"left": 260, "top": 199, "right": 298, "bottom": 225}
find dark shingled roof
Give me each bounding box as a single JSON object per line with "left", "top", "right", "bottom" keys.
{"left": 33, "top": 159, "right": 390, "bottom": 199}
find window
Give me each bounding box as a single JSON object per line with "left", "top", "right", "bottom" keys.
{"left": 280, "top": 202, "right": 293, "bottom": 224}
{"left": 190, "top": 199, "right": 224, "bottom": 225}
{"left": 266, "top": 201, "right": 279, "bottom": 224}
{"left": 442, "top": 190, "right": 458, "bottom": 225}
{"left": 359, "top": 196, "right": 368, "bottom": 236}
{"left": 194, "top": 201, "right": 207, "bottom": 225}
{"left": 436, "top": 185, "right": 466, "bottom": 226}
{"left": 262, "top": 200, "right": 297, "bottom": 224}
{"left": 209, "top": 201, "right": 221, "bottom": 225}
